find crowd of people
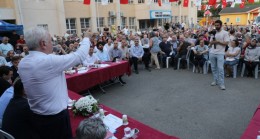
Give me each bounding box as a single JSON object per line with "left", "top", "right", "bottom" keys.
{"left": 0, "top": 19, "right": 260, "bottom": 139}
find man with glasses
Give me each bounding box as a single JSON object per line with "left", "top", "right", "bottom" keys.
{"left": 209, "top": 20, "right": 230, "bottom": 90}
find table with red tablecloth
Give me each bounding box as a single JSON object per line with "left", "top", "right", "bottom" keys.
{"left": 68, "top": 90, "right": 179, "bottom": 139}
{"left": 240, "top": 104, "right": 260, "bottom": 139}
{"left": 66, "top": 61, "right": 131, "bottom": 93}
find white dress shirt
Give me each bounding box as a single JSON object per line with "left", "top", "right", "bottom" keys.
{"left": 18, "top": 38, "right": 90, "bottom": 115}
{"left": 96, "top": 49, "right": 110, "bottom": 62}
{"left": 82, "top": 53, "right": 100, "bottom": 66}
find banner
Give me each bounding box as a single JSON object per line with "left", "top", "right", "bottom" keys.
{"left": 240, "top": 0, "right": 245, "bottom": 8}
{"left": 83, "top": 0, "right": 90, "bottom": 5}
{"left": 158, "top": 0, "right": 162, "bottom": 6}
{"left": 248, "top": 0, "right": 254, "bottom": 3}
{"left": 222, "top": 0, "right": 227, "bottom": 8}
{"left": 120, "top": 0, "right": 128, "bottom": 4}
{"left": 183, "top": 0, "right": 189, "bottom": 7}
{"left": 208, "top": 0, "right": 216, "bottom": 5}
{"left": 169, "top": 0, "right": 178, "bottom": 2}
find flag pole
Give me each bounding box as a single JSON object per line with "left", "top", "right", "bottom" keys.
{"left": 117, "top": 0, "right": 121, "bottom": 30}
{"left": 96, "top": 1, "right": 100, "bottom": 31}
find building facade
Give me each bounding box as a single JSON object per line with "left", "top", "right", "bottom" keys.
{"left": 0, "top": 0, "right": 197, "bottom": 36}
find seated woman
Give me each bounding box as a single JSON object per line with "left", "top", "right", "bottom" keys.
{"left": 224, "top": 39, "right": 241, "bottom": 77}
{"left": 192, "top": 40, "right": 208, "bottom": 73}
{"left": 244, "top": 38, "right": 260, "bottom": 77}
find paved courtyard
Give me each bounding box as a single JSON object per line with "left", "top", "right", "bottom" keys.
{"left": 92, "top": 68, "right": 260, "bottom": 139}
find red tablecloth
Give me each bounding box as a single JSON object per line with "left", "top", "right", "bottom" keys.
{"left": 68, "top": 90, "right": 179, "bottom": 139}
{"left": 66, "top": 61, "right": 131, "bottom": 93}
{"left": 240, "top": 104, "right": 260, "bottom": 139}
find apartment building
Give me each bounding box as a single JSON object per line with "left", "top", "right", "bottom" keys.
{"left": 0, "top": 0, "right": 197, "bottom": 36}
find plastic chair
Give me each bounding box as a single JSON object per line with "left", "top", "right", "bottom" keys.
{"left": 232, "top": 64, "right": 238, "bottom": 78}
{"left": 166, "top": 57, "right": 171, "bottom": 68}
{"left": 0, "top": 129, "right": 15, "bottom": 139}
{"left": 177, "top": 49, "right": 191, "bottom": 70}
{"left": 241, "top": 63, "right": 259, "bottom": 79}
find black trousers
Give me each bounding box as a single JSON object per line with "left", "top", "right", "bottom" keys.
{"left": 193, "top": 56, "right": 206, "bottom": 68}
{"left": 130, "top": 50, "right": 150, "bottom": 71}
{"left": 31, "top": 109, "right": 72, "bottom": 139}
{"left": 174, "top": 54, "right": 186, "bottom": 68}
{"left": 244, "top": 61, "right": 259, "bottom": 75}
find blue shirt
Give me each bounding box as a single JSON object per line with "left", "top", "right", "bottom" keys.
{"left": 130, "top": 45, "right": 144, "bottom": 58}
{"left": 96, "top": 49, "right": 110, "bottom": 62}
{"left": 0, "top": 87, "right": 14, "bottom": 123}
{"left": 0, "top": 43, "right": 13, "bottom": 56}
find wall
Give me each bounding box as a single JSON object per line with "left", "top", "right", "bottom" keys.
{"left": 220, "top": 14, "right": 248, "bottom": 26}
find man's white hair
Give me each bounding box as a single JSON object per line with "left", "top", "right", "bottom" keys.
{"left": 24, "top": 27, "right": 50, "bottom": 50}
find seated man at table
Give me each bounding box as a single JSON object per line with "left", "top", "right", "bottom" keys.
{"left": 82, "top": 47, "right": 100, "bottom": 66}
{"left": 130, "top": 37, "right": 150, "bottom": 74}
{"left": 96, "top": 42, "right": 110, "bottom": 62}
{"left": 119, "top": 39, "right": 130, "bottom": 60}
{"left": 76, "top": 118, "right": 107, "bottom": 139}
{"left": 109, "top": 40, "right": 122, "bottom": 62}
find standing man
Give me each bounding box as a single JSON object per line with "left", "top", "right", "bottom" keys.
{"left": 18, "top": 27, "right": 91, "bottom": 139}
{"left": 209, "top": 20, "right": 230, "bottom": 90}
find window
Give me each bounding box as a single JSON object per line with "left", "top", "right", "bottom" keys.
{"left": 174, "top": 16, "right": 178, "bottom": 23}
{"left": 129, "top": 17, "right": 135, "bottom": 29}
{"left": 96, "top": 17, "right": 104, "bottom": 27}
{"left": 80, "top": 18, "right": 90, "bottom": 33}
{"left": 184, "top": 16, "right": 187, "bottom": 24}
{"left": 162, "top": 0, "right": 169, "bottom": 3}
{"left": 153, "top": 0, "right": 158, "bottom": 3}
{"left": 37, "top": 24, "right": 48, "bottom": 31}
{"left": 121, "top": 17, "right": 126, "bottom": 28}
{"left": 138, "top": 0, "right": 145, "bottom": 3}
{"left": 158, "top": 19, "right": 163, "bottom": 26}
{"left": 128, "top": 0, "right": 134, "bottom": 4}
{"left": 108, "top": 17, "right": 115, "bottom": 26}
{"left": 66, "top": 18, "right": 77, "bottom": 34}
{"left": 191, "top": 1, "right": 193, "bottom": 7}
{"left": 108, "top": 0, "right": 113, "bottom": 3}
{"left": 226, "top": 18, "right": 230, "bottom": 23}
{"left": 236, "top": 17, "right": 241, "bottom": 23}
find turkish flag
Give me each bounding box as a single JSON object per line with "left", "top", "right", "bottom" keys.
{"left": 83, "top": 0, "right": 90, "bottom": 5}
{"left": 201, "top": 4, "right": 206, "bottom": 11}
{"left": 120, "top": 0, "right": 128, "bottom": 4}
{"left": 240, "top": 0, "right": 245, "bottom": 8}
{"left": 208, "top": 0, "right": 216, "bottom": 5}
{"left": 183, "top": 0, "right": 189, "bottom": 7}
{"left": 158, "top": 0, "right": 162, "bottom": 6}
{"left": 248, "top": 0, "right": 254, "bottom": 3}
{"left": 222, "top": 0, "right": 227, "bottom": 8}
{"left": 169, "top": 0, "right": 178, "bottom": 2}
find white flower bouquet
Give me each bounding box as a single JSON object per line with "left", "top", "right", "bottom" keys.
{"left": 72, "top": 95, "right": 99, "bottom": 117}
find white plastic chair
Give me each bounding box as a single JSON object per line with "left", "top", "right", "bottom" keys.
{"left": 206, "top": 60, "right": 211, "bottom": 74}
{"left": 177, "top": 49, "right": 191, "bottom": 70}
{"left": 0, "top": 129, "right": 15, "bottom": 139}
{"left": 241, "top": 63, "right": 259, "bottom": 79}
{"left": 232, "top": 64, "right": 238, "bottom": 78}
{"left": 166, "top": 57, "right": 171, "bottom": 68}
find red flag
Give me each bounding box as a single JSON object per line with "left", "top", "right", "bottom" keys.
{"left": 83, "top": 0, "right": 90, "bottom": 5}
{"left": 201, "top": 5, "right": 206, "bottom": 11}
{"left": 240, "top": 0, "right": 245, "bottom": 8}
{"left": 183, "top": 0, "right": 189, "bottom": 7}
{"left": 169, "top": 0, "right": 178, "bottom": 2}
{"left": 248, "top": 0, "right": 254, "bottom": 3}
{"left": 222, "top": 0, "right": 227, "bottom": 8}
{"left": 208, "top": 0, "right": 216, "bottom": 5}
{"left": 158, "top": 0, "right": 162, "bottom": 6}
{"left": 120, "top": 0, "right": 128, "bottom": 4}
